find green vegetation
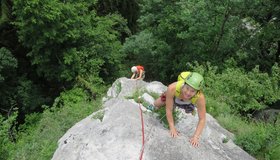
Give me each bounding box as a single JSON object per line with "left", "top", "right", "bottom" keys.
{"left": 0, "top": 0, "right": 279, "bottom": 159}
{"left": 129, "top": 89, "right": 179, "bottom": 128}
{"left": 222, "top": 137, "right": 229, "bottom": 144}
{"left": 216, "top": 114, "right": 280, "bottom": 159}
{"left": 92, "top": 110, "right": 105, "bottom": 121}
{"left": 1, "top": 87, "right": 102, "bottom": 160}
{"left": 115, "top": 80, "right": 122, "bottom": 96}
{"left": 154, "top": 107, "right": 180, "bottom": 129}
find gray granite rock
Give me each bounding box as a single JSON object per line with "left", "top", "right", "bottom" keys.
{"left": 52, "top": 77, "right": 255, "bottom": 160}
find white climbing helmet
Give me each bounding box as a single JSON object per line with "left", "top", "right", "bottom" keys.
{"left": 131, "top": 66, "right": 137, "bottom": 73}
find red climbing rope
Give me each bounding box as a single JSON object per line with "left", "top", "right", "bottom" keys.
{"left": 138, "top": 98, "right": 145, "bottom": 160}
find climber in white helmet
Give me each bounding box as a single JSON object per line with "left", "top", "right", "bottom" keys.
{"left": 130, "top": 65, "right": 145, "bottom": 80}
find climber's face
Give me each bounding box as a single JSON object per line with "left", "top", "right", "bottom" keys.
{"left": 181, "top": 84, "right": 197, "bottom": 100}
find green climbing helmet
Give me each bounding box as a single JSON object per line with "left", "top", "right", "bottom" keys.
{"left": 185, "top": 72, "right": 204, "bottom": 90}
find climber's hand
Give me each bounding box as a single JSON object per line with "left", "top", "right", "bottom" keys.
{"left": 189, "top": 136, "right": 199, "bottom": 148}
{"left": 170, "top": 128, "right": 179, "bottom": 138}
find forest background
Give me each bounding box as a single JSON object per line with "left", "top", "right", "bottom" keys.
{"left": 0, "top": 0, "right": 279, "bottom": 159}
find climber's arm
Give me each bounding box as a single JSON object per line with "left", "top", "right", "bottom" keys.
{"left": 136, "top": 70, "right": 143, "bottom": 80}
{"left": 165, "top": 82, "right": 178, "bottom": 138}
{"left": 189, "top": 92, "right": 206, "bottom": 147}
{"left": 131, "top": 73, "right": 136, "bottom": 79}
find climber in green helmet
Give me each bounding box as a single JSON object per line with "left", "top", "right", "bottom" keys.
{"left": 148, "top": 71, "right": 206, "bottom": 148}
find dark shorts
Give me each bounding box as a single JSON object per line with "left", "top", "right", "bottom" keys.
{"left": 176, "top": 103, "right": 195, "bottom": 113}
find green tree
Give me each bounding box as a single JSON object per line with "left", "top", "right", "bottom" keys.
{"left": 122, "top": 30, "right": 171, "bottom": 81}
{"left": 0, "top": 0, "right": 12, "bottom": 29}
{"left": 96, "top": 0, "right": 140, "bottom": 34}
{"left": 124, "top": 0, "right": 280, "bottom": 82}
{"left": 233, "top": 0, "right": 280, "bottom": 72}
{"left": 0, "top": 47, "right": 17, "bottom": 114}
{"left": 124, "top": 0, "right": 241, "bottom": 82}
{"left": 0, "top": 112, "right": 17, "bottom": 159}
{"left": 13, "top": 0, "right": 126, "bottom": 85}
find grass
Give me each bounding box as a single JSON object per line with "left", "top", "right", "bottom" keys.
{"left": 92, "top": 110, "right": 105, "bottom": 121}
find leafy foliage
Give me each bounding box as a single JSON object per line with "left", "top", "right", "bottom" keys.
{"left": 8, "top": 87, "right": 102, "bottom": 160}
{"left": 234, "top": 0, "right": 280, "bottom": 72}
{"left": 0, "top": 47, "right": 18, "bottom": 114}
{"left": 0, "top": 1, "right": 279, "bottom": 160}
{"left": 0, "top": 0, "right": 128, "bottom": 125}
{"left": 122, "top": 30, "right": 171, "bottom": 80}
{"left": 124, "top": 0, "right": 280, "bottom": 83}
{"left": 16, "top": 76, "right": 51, "bottom": 113}
{"left": 13, "top": 0, "right": 126, "bottom": 84}
{"left": 96, "top": 0, "right": 139, "bottom": 34}
{"left": 0, "top": 0, "right": 12, "bottom": 28}
{"left": 0, "top": 47, "right": 17, "bottom": 82}
{"left": 0, "top": 112, "right": 17, "bottom": 160}
{"left": 187, "top": 61, "right": 280, "bottom": 114}
{"left": 216, "top": 112, "right": 280, "bottom": 159}
{"left": 235, "top": 122, "right": 271, "bottom": 155}
{"left": 266, "top": 115, "right": 280, "bottom": 159}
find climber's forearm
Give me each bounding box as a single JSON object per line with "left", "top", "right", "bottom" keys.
{"left": 131, "top": 73, "right": 135, "bottom": 79}
{"left": 166, "top": 107, "right": 175, "bottom": 129}
{"left": 165, "top": 90, "right": 175, "bottom": 129}
{"left": 193, "top": 94, "right": 206, "bottom": 138}
{"left": 193, "top": 118, "right": 206, "bottom": 138}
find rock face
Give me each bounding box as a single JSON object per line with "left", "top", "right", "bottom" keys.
{"left": 52, "top": 77, "right": 255, "bottom": 160}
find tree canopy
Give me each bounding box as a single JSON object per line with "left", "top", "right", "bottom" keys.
{"left": 0, "top": 0, "right": 279, "bottom": 159}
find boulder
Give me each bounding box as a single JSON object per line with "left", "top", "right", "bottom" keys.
{"left": 52, "top": 77, "right": 255, "bottom": 160}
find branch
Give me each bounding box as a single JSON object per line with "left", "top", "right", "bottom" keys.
{"left": 212, "top": 5, "right": 230, "bottom": 56}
